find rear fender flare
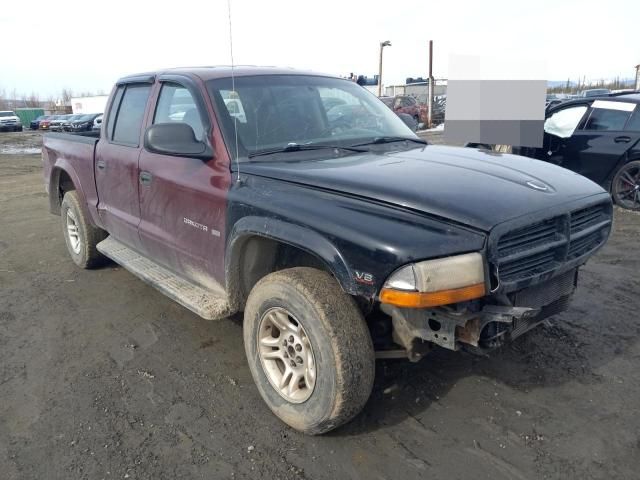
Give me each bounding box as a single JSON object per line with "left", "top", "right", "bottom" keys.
{"left": 49, "top": 160, "right": 87, "bottom": 216}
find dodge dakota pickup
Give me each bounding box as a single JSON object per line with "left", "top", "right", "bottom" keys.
{"left": 43, "top": 67, "right": 612, "bottom": 434}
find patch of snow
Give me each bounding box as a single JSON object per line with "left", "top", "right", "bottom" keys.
{"left": 0, "top": 146, "right": 41, "bottom": 155}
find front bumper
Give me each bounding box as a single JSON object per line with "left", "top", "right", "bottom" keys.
{"left": 0, "top": 122, "right": 21, "bottom": 130}
{"left": 381, "top": 268, "right": 577, "bottom": 360}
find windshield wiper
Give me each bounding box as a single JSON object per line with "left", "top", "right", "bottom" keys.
{"left": 351, "top": 136, "right": 428, "bottom": 147}
{"left": 247, "top": 142, "right": 368, "bottom": 158}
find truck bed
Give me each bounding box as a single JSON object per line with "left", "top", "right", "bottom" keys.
{"left": 42, "top": 131, "right": 100, "bottom": 220}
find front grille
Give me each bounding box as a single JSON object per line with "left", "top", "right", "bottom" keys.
{"left": 567, "top": 229, "right": 603, "bottom": 259}
{"left": 570, "top": 204, "right": 606, "bottom": 234}
{"left": 493, "top": 201, "right": 611, "bottom": 284}
{"left": 497, "top": 218, "right": 559, "bottom": 256}
{"left": 499, "top": 249, "right": 558, "bottom": 281}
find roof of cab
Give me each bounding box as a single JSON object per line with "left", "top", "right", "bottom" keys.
{"left": 116, "top": 66, "right": 336, "bottom": 84}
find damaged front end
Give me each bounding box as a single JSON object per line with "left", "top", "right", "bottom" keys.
{"left": 379, "top": 268, "right": 577, "bottom": 361}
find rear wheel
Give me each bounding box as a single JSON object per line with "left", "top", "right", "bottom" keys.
{"left": 243, "top": 267, "right": 375, "bottom": 434}
{"left": 612, "top": 161, "right": 640, "bottom": 210}
{"left": 61, "top": 191, "right": 107, "bottom": 268}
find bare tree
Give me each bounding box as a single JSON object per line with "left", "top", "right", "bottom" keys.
{"left": 28, "top": 92, "right": 40, "bottom": 108}
{"left": 60, "top": 88, "right": 73, "bottom": 106}
{"left": 10, "top": 88, "right": 19, "bottom": 109}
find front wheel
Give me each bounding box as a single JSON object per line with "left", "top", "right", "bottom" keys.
{"left": 243, "top": 267, "right": 375, "bottom": 435}
{"left": 611, "top": 160, "right": 640, "bottom": 210}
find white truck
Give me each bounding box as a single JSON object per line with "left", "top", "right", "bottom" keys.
{"left": 0, "top": 111, "right": 23, "bottom": 132}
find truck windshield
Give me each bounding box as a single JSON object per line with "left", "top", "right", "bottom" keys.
{"left": 0, "top": 112, "right": 15, "bottom": 117}
{"left": 207, "top": 75, "right": 417, "bottom": 161}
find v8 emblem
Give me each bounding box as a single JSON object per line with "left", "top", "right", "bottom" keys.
{"left": 354, "top": 271, "right": 374, "bottom": 285}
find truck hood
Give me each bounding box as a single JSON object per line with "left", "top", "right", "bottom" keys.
{"left": 239, "top": 145, "right": 608, "bottom": 231}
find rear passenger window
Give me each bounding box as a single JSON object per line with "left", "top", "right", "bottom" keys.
{"left": 583, "top": 100, "right": 635, "bottom": 132}
{"left": 106, "top": 86, "right": 124, "bottom": 140}
{"left": 111, "top": 84, "right": 151, "bottom": 146}
{"left": 584, "top": 109, "right": 631, "bottom": 131}
{"left": 154, "top": 83, "right": 205, "bottom": 141}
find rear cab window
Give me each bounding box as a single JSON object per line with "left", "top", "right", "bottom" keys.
{"left": 106, "top": 84, "right": 151, "bottom": 146}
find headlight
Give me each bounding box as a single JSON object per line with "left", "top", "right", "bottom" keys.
{"left": 379, "top": 252, "right": 486, "bottom": 308}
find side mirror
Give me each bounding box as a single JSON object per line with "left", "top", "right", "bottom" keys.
{"left": 397, "top": 113, "right": 418, "bottom": 132}
{"left": 144, "top": 123, "right": 213, "bottom": 160}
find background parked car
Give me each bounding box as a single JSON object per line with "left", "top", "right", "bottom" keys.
{"left": 68, "top": 113, "right": 100, "bottom": 132}
{"left": 579, "top": 88, "right": 611, "bottom": 98}
{"left": 513, "top": 94, "right": 640, "bottom": 210}
{"left": 39, "top": 115, "right": 63, "bottom": 131}
{"left": 380, "top": 95, "right": 421, "bottom": 124}
{"left": 30, "top": 115, "right": 52, "bottom": 130}
{"left": 0, "top": 111, "right": 23, "bottom": 132}
{"left": 92, "top": 114, "right": 103, "bottom": 132}
{"left": 62, "top": 114, "right": 85, "bottom": 132}
{"left": 49, "top": 114, "right": 73, "bottom": 132}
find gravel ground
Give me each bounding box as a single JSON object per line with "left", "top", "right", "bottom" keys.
{"left": 1, "top": 131, "right": 640, "bottom": 479}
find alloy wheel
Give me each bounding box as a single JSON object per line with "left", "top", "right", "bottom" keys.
{"left": 614, "top": 163, "right": 640, "bottom": 210}
{"left": 257, "top": 307, "right": 317, "bottom": 403}
{"left": 66, "top": 209, "right": 82, "bottom": 254}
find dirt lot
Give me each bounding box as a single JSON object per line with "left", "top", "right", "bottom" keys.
{"left": 1, "top": 131, "right": 640, "bottom": 479}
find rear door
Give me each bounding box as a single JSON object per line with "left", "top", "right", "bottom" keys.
{"left": 95, "top": 80, "right": 153, "bottom": 250}
{"left": 560, "top": 100, "right": 639, "bottom": 184}
{"left": 137, "top": 75, "right": 230, "bottom": 290}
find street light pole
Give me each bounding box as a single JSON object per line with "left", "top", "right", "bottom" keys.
{"left": 378, "top": 40, "right": 391, "bottom": 97}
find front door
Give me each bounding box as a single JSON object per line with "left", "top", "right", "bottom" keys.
{"left": 95, "top": 82, "right": 153, "bottom": 251}
{"left": 137, "top": 76, "right": 230, "bottom": 291}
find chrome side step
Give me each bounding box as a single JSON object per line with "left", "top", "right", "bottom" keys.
{"left": 97, "top": 237, "right": 232, "bottom": 320}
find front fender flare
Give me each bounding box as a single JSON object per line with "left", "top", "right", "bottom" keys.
{"left": 226, "top": 216, "right": 357, "bottom": 308}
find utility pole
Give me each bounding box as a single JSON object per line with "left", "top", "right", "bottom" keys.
{"left": 427, "top": 40, "right": 434, "bottom": 129}
{"left": 378, "top": 40, "right": 391, "bottom": 97}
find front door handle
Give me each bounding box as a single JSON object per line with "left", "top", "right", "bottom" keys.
{"left": 614, "top": 136, "right": 631, "bottom": 143}
{"left": 96, "top": 160, "right": 106, "bottom": 170}
{"left": 139, "top": 171, "right": 153, "bottom": 185}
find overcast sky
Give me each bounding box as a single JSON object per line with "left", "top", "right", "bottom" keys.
{"left": 2, "top": 0, "right": 638, "bottom": 98}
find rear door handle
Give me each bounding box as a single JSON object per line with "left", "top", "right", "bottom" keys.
{"left": 614, "top": 136, "right": 631, "bottom": 143}
{"left": 139, "top": 171, "right": 153, "bottom": 185}
{"left": 96, "top": 160, "right": 106, "bottom": 170}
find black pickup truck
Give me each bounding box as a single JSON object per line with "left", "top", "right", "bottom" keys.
{"left": 42, "top": 67, "right": 612, "bottom": 434}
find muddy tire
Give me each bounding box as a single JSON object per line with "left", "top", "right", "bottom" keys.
{"left": 243, "top": 267, "right": 375, "bottom": 435}
{"left": 60, "top": 191, "right": 107, "bottom": 268}
{"left": 611, "top": 160, "right": 640, "bottom": 210}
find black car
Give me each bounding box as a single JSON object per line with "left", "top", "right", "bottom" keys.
{"left": 61, "top": 114, "right": 85, "bottom": 132}
{"left": 68, "top": 113, "right": 101, "bottom": 132}
{"left": 30, "top": 115, "right": 51, "bottom": 130}
{"left": 512, "top": 94, "right": 640, "bottom": 210}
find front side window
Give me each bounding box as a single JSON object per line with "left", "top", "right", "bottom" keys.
{"left": 111, "top": 84, "right": 151, "bottom": 146}
{"left": 207, "top": 75, "right": 416, "bottom": 161}
{"left": 544, "top": 105, "right": 588, "bottom": 138}
{"left": 153, "top": 83, "right": 205, "bottom": 141}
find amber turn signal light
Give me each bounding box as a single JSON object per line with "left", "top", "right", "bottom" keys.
{"left": 379, "top": 283, "right": 486, "bottom": 308}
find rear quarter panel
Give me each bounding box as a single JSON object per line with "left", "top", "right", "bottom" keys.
{"left": 43, "top": 133, "right": 102, "bottom": 227}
